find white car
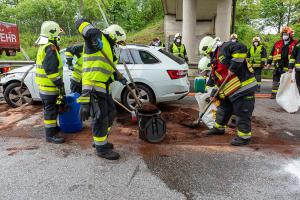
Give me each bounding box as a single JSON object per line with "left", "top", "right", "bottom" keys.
{"left": 0, "top": 44, "right": 190, "bottom": 108}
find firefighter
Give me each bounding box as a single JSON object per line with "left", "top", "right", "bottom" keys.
{"left": 230, "top": 34, "right": 238, "bottom": 43}
{"left": 169, "top": 33, "right": 188, "bottom": 63}
{"left": 75, "top": 18, "right": 127, "bottom": 160}
{"left": 247, "top": 36, "right": 267, "bottom": 92}
{"left": 35, "top": 21, "right": 65, "bottom": 144}
{"left": 289, "top": 40, "right": 300, "bottom": 92}
{"left": 267, "top": 26, "right": 298, "bottom": 99}
{"left": 65, "top": 44, "right": 84, "bottom": 94}
{"left": 149, "top": 37, "right": 165, "bottom": 47}
{"left": 199, "top": 36, "right": 258, "bottom": 146}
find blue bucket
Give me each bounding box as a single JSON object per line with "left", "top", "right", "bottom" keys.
{"left": 59, "top": 93, "right": 83, "bottom": 133}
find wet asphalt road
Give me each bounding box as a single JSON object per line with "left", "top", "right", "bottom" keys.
{"left": 0, "top": 81, "right": 300, "bottom": 199}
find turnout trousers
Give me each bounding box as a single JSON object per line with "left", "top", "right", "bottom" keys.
{"left": 254, "top": 67, "right": 262, "bottom": 91}
{"left": 90, "top": 91, "right": 116, "bottom": 146}
{"left": 40, "top": 93, "right": 59, "bottom": 137}
{"left": 272, "top": 67, "right": 286, "bottom": 96}
{"left": 70, "top": 79, "right": 82, "bottom": 95}
{"left": 214, "top": 93, "right": 255, "bottom": 139}
{"left": 296, "top": 71, "right": 300, "bottom": 93}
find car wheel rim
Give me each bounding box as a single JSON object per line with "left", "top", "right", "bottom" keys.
{"left": 9, "top": 86, "right": 32, "bottom": 106}
{"left": 126, "top": 88, "right": 150, "bottom": 110}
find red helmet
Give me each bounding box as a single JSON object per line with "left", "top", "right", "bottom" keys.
{"left": 281, "top": 26, "right": 294, "bottom": 38}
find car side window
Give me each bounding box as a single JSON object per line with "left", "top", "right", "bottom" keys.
{"left": 118, "top": 49, "right": 133, "bottom": 64}
{"left": 130, "top": 49, "right": 160, "bottom": 64}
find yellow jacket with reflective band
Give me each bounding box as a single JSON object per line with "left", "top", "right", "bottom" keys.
{"left": 35, "top": 43, "right": 63, "bottom": 94}
{"left": 172, "top": 43, "right": 185, "bottom": 58}
{"left": 249, "top": 45, "right": 263, "bottom": 67}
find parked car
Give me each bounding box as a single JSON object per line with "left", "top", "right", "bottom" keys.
{"left": 0, "top": 44, "right": 190, "bottom": 108}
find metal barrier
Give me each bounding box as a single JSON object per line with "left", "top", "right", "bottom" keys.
{"left": 0, "top": 60, "right": 35, "bottom": 67}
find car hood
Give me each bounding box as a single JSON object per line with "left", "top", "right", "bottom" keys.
{"left": 7, "top": 64, "right": 35, "bottom": 74}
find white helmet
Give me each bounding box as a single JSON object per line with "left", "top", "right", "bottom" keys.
{"left": 199, "top": 36, "right": 218, "bottom": 55}
{"left": 174, "top": 33, "right": 182, "bottom": 39}
{"left": 198, "top": 56, "right": 211, "bottom": 71}
{"left": 103, "top": 24, "right": 126, "bottom": 44}
{"left": 36, "top": 21, "right": 63, "bottom": 45}
{"left": 252, "top": 36, "right": 261, "bottom": 42}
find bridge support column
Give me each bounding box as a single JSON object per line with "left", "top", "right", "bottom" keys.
{"left": 182, "top": 0, "right": 197, "bottom": 64}
{"left": 215, "top": 0, "right": 233, "bottom": 41}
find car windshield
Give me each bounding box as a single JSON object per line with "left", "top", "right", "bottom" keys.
{"left": 158, "top": 49, "right": 185, "bottom": 65}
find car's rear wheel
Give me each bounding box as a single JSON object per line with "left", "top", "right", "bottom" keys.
{"left": 4, "top": 82, "right": 33, "bottom": 108}
{"left": 121, "top": 83, "right": 155, "bottom": 110}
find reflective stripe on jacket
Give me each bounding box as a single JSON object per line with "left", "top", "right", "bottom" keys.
{"left": 35, "top": 43, "right": 63, "bottom": 95}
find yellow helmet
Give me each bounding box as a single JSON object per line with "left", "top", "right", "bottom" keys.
{"left": 103, "top": 24, "right": 126, "bottom": 44}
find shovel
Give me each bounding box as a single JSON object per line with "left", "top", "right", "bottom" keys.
{"left": 182, "top": 74, "right": 231, "bottom": 128}
{"left": 112, "top": 97, "right": 137, "bottom": 123}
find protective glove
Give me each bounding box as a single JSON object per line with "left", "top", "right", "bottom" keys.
{"left": 210, "top": 88, "right": 218, "bottom": 98}
{"left": 79, "top": 103, "right": 90, "bottom": 121}
{"left": 113, "top": 72, "right": 128, "bottom": 85}
{"left": 118, "top": 77, "right": 127, "bottom": 86}
{"left": 92, "top": 37, "right": 103, "bottom": 50}
{"left": 68, "top": 64, "right": 74, "bottom": 71}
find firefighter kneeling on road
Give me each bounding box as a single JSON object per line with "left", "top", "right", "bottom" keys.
{"left": 75, "top": 18, "right": 127, "bottom": 160}
{"left": 200, "top": 36, "right": 258, "bottom": 146}
{"left": 35, "top": 21, "right": 65, "bottom": 144}
{"left": 65, "top": 44, "right": 84, "bottom": 94}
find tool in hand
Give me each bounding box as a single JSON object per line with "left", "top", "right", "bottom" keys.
{"left": 182, "top": 74, "right": 231, "bottom": 128}
{"left": 112, "top": 98, "right": 137, "bottom": 123}
{"left": 123, "top": 60, "right": 140, "bottom": 98}
{"left": 100, "top": 49, "right": 142, "bottom": 108}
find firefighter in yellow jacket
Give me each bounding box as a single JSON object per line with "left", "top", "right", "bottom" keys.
{"left": 35, "top": 21, "right": 65, "bottom": 144}
{"left": 247, "top": 37, "right": 267, "bottom": 92}
{"left": 75, "top": 18, "right": 127, "bottom": 160}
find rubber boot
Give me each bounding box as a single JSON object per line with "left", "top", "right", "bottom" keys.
{"left": 270, "top": 93, "right": 276, "bottom": 99}
{"left": 204, "top": 127, "right": 225, "bottom": 136}
{"left": 92, "top": 142, "right": 114, "bottom": 149}
{"left": 230, "top": 137, "right": 250, "bottom": 146}
{"left": 96, "top": 144, "right": 120, "bottom": 160}
{"left": 46, "top": 134, "right": 65, "bottom": 144}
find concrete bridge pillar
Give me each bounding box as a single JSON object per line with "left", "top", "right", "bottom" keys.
{"left": 215, "top": 0, "right": 232, "bottom": 42}
{"left": 182, "top": 0, "right": 197, "bottom": 64}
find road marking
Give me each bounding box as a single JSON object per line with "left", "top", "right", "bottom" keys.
{"left": 284, "top": 131, "right": 294, "bottom": 137}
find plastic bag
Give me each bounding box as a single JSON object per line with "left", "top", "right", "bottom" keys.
{"left": 194, "top": 91, "right": 217, "bottom": 128}
{"left": 276, "top": 70, "right": 300, "bottom": 113}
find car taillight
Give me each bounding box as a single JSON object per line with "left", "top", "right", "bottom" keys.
{"left": 167, "top": 70, "right": 188, "bottom": 79}
{"left": 2, "top": 66, "right": 11, "bottom": 73}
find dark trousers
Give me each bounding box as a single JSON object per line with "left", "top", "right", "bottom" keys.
{"left": 272, "top": 67, "right": 286, "bottom": 95}
{"left": 70, "top": 79, "right": 82, "bottom": 95}
{"left": 40, "top": 94, "right": 59, "bottom": 137}
{"left": 296, "top": 71, "right": 300, "bottom": 92}
{"left": 215, "top": 93, "right": 255, "bottom": 137}
{"left": 254, "top": 67, "right": 262, "bottom": 90}
{"left": 91, "top": 91, "right": 116, "bottom": 146}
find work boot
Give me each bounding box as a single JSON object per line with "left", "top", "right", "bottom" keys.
{"left": 204, "top": 127, "right": 225, "bottom": 136}
{"left": 46, "top": 135, "right": 65, "bottom": 144}
{"left": 92, "top": 142, "right": 114, "bottom": 149}
{"left": 96, "top": 144, "right": 120, "bottom": 160}
{"left": 270, "top": 93, "right": 276, "bottom": 99}
{"left": 230, "top": 137, "right": 250, "bottom": 146}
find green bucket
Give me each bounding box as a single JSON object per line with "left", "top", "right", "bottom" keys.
{"left": 194, "top": 76, "right": 206, "bottom": 93}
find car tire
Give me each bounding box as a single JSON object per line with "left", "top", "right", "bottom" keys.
{"left": 4, "top": 82, "right": 33, "bottom": 108}
{"left": 121, "top": 83, "right": 155, "bottom": 110}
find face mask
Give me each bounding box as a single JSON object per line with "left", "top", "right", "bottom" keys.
{"left": 282, "top": 35, "right": 289, "bottom": 41}
{"left": 176, "top": 39, "right": 181, "bottom": 43}
{"left": 231, "top": 39, "right": 237, "bottom": 43}
{"left": 253, "top": 42, "right": 259, "bottom": 46}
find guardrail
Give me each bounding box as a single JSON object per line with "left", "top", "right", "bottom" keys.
{"left": 0, "top": 60, "right": 35, "bottom": 67}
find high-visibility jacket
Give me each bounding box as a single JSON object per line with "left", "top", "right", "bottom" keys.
{"left": 171, "top": 43, "right": 185, "bottom": 58}
{"left": 35, "top": 42, "right": 63, "bottom": 95}
{"left": 65, "top": 49, "right": 83, "bottom": 83}
{"left": 248, "top": 45, "right": 267, "bottom": 67}
{"left": 289, "top": 42, "right": 300, "bottom": 71}
{"left": 210, "top": 42, "right": 257, "bottom": 100}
